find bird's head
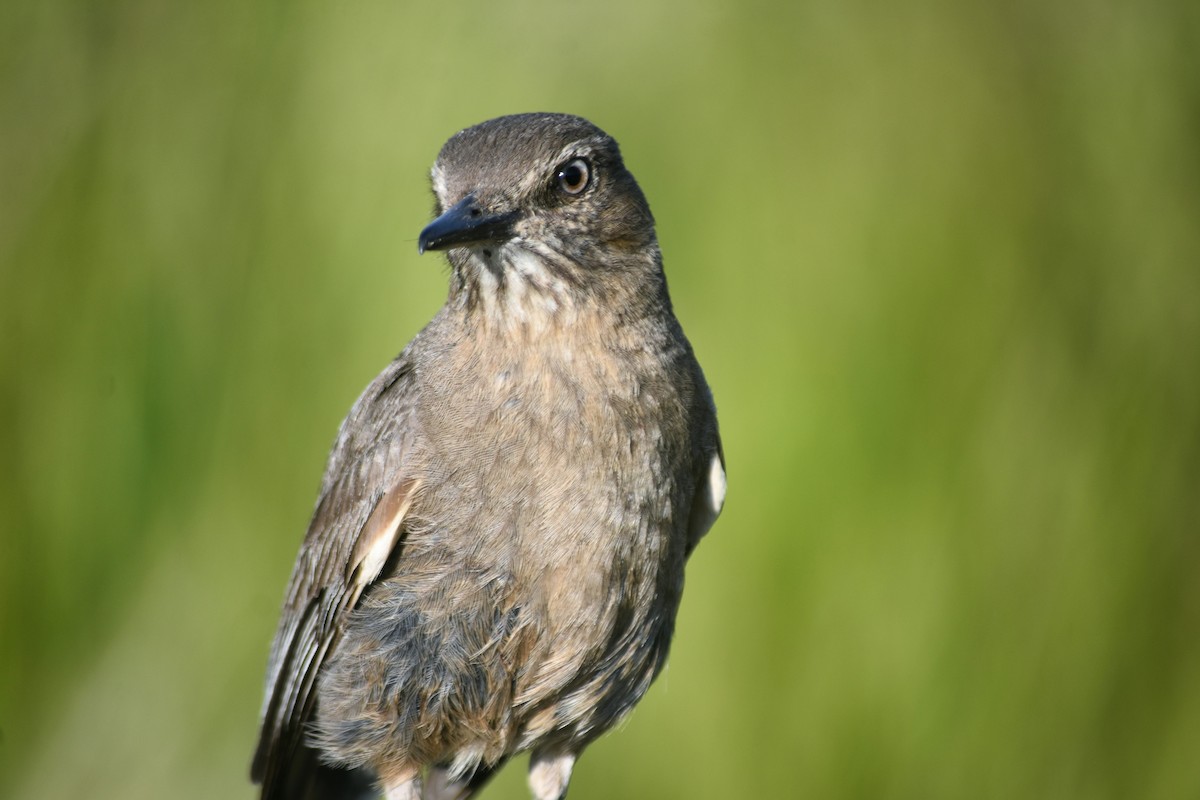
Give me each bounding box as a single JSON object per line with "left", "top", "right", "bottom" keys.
{"left": 419, "top": 113, "right": 664, "bottom": 325}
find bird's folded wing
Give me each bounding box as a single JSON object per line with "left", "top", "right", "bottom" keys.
{"left": 251, "top": 356, "right": 422, "bottom": 794}
{"left": 687, "top": 433, "right": 725, "bottom": 554}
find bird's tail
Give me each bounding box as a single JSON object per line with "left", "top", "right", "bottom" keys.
{"left": 254, "top": 742, "right": 376, "bottom": 800}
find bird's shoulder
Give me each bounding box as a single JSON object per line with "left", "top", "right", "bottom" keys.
{"left": 317, "top": 347, "right": 422, "bottom": 492}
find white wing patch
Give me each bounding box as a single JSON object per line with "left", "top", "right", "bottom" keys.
{"left": 707, "top": 450, "right": 727, "bottom": 517}
{"left": 348, "top": 478, "right": 419, "bottom": 587}
{"left": 688, "top": 449, "right": 726, "bottom": 546}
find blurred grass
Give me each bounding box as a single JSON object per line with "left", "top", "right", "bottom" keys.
{"left": 2, "top": 1, "right": 1199, "bottom": 798}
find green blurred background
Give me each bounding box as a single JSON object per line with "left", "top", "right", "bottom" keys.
{"left": 3, "top": 1, "right": 1199, "bottom": 798}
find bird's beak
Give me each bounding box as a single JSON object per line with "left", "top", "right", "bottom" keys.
{"left": 418, "top": 195, "right": 520, "bottom": 254}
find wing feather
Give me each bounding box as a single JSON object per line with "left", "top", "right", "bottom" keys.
{"left": 687, "top": 433, "right": 725, "bottom": 554}
{"left": 252, "top": 355, "right": 423, "bottom": 797}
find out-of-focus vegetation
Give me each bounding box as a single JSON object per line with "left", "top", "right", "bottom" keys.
{"left": 2, "top": 1, "right": 1198, "bottom": 798}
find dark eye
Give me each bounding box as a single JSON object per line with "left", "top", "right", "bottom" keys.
{"left": 556, "top": 158, "right": 591, "bottom": 195}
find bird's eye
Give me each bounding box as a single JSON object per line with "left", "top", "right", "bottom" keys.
{"left": 556, "top": 158, "right": 591, "bottom": 195}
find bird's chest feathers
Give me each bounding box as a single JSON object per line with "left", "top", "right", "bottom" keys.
{"left": 422, "top": 320, "right": 688, "bottom": 554}
{"left": 461, "top": 335, "right": 666, "bottom": 468}
{"left": 422, "top": 331, "right": 689, "bottom": 664}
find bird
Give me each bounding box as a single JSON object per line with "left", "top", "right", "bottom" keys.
{"left": 250, "top": 112, "right": 725, "bottom": 800}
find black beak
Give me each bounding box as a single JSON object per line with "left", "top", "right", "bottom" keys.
{"left": 418, "top": 195, "right": 520, "bottom": 254}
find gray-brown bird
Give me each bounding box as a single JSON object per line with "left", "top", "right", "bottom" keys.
{"left": 251, "top": 113, "right": 725, "bottom": 800}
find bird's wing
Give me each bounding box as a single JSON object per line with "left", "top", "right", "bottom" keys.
{"left": 685, "top": 367, "right": 725, "bottom": 556}
{"left": 251, "top": 354, "right": 423, "bottom": 798}
{"left": 687, "top": 430, "right": 726, "bottom": 553}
